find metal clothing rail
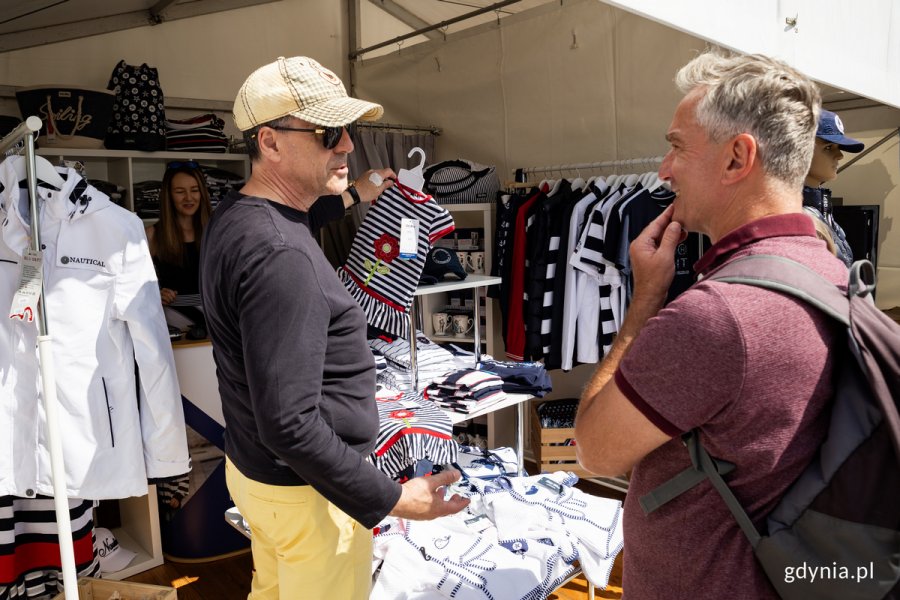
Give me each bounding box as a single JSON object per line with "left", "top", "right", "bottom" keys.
{"left": 350, "top": 0, "right": 523, "bottom": 59}
{"left": 357, "top": 121, "right": 442, "bottom": 136}
{"left": 0, "top": 116, "right": 79, "bottom": 600}
{"left": 515, "top": 156, "right": 665, "bottom": 179}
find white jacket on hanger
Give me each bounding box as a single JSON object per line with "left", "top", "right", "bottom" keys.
{"left": 0, "top": 161, "right": 189, "bottom": 500}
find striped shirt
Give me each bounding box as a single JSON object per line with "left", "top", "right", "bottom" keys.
{"left": 339, "top": 183, "right": 454, "bottom": 339}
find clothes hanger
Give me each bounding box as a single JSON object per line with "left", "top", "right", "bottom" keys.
{"left": 646, "top": 173, "right": 667, "bottom": 193}
{"left": 6, "top": 153, "right": 65, "bottom": 191}
{"left": 538, "top": 165, "right": 556, "bottom": 192}
{"left": 568, "top": 167, "right": 585, "bottom": 192}
{"left": 606, "top": 173, "right": 622, "bottom": 189}
{"left": 397, "top": 147, "right": 426, "bottom": 192}
{"left": 547, "top": 166, "right": 567, "bottom": 197}
{"left": 623, "top": 166, "right": 640, "bottom": 187}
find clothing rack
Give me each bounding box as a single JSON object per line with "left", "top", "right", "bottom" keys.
{"left": 0, "top": 116, "right": 79, "bottom": 600}
{"left": 514, "top": 156, "right": 665, "bottom": 182}
{"left": 357, "top": 121, "right": 442, "bottom": 136}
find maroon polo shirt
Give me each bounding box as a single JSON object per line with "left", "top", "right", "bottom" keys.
{"left": 615, "top": 214, "right": 848, "bottom": 599}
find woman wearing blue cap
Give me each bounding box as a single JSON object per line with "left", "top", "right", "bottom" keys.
{"left": 802, "top": 109, "right": 865, "bottom": 266}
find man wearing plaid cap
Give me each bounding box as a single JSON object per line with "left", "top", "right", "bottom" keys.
{"left": 200, "top": 57, "right": 469, "bottom": 600}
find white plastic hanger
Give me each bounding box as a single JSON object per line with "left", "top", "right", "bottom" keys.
{"left": 606, "top": 173, "right": 622, "bottom": 189}
{"left": 7, "top": 153, "right": 65, "bottom": 190}
{"left": 646, "top": 173, "right": 667, "bottom": 193}
{"left": 397, "top": 147, "right": 426, "bottom": 192}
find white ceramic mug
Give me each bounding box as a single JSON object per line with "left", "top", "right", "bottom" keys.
{"left": 456, "top": 251, "right": 471, "bottom": 273}
{"left": 452, "top": 314, "right": 474, "bottom": 337}
{"left": 467, "top": 251, "right": 485, "bottom": 275}
{"left": 432, "top": 312, "right": 450, "bottom": 336}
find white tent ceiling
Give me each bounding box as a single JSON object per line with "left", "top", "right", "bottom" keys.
{"left": 0, "top": 0, "right": 880, "bottom": 109}
{"left": 0, "top": 0, "right": 279, "bottom": 51}
{"left": 360, "top": 0, "right": 871, "bottom": 107}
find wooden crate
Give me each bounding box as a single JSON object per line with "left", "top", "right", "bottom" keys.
{"left": 52, "top": 577, "right": 175, "bottom": 600}
{"left": 531, "top": 401, "right": 593, "bottom": 477}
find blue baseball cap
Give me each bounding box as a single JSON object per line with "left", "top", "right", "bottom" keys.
{"left": 816, "top": 110, "right": 864, "bottom": 153}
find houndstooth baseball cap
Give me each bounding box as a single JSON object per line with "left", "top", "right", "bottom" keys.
{"left": 233, "top": 56, "right": 383, "bottom": 131}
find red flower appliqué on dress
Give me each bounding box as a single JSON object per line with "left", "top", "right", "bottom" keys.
{"left": 389, "top": 408, "right": 416, "bottom": 428}
{"left": 365, "top": 234, "right": 400, "bottom": 284}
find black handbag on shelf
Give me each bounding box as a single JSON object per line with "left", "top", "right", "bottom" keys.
{"left": 423, "top": 159, "right": 500, "bottom": 205}
{"left": 105, "top": 60, "right": 167, "bottom": 151}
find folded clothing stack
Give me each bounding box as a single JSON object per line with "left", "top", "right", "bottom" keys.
{"left": 477, "top": 358, "right": 552, "bottom": 397}
{"left": 90, "top": 179, "right": 127, "bottom": 207}
{"left": 425, "top": 369, "right": 507, "bottom": 414}
{"left": 369, "top": 333, "right": 456, "bottom": 392}
{"left": 165, "top": 113, "right": 228, "bottom": 153}
{"left": 133, "top": 180, "right": 162, "bottom": 219}
{"left": 201, "top": 166, "right": 246, "bottom": 210}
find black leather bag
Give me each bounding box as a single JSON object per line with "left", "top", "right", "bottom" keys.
{"left": 105, "top": 60, "right": 167, "bottom": 151}
{"left": 423, "top": 159, "right": 499, "bottom": 205}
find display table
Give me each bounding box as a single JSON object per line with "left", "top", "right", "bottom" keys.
{"left": 165, "top": 339, "right": 249, "bottom": 560}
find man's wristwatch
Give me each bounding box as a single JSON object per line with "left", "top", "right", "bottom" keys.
{"left": 346, "top": 181, "right": 362, "bottom": 206}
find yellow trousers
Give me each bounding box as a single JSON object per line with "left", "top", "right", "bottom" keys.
{"left": 225, "top": 459, "right": 373, "bottom": 600}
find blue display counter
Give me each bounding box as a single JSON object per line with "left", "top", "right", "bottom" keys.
{"left": 163, "top": 340, "right": 250, "bottom": 561}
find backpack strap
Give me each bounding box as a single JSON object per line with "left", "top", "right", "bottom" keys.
{"left": 703, "top": 254, "right": 858, "bottom": 327}
{"left": 640, "top": 255, "right": 876, "bottom": 548}
{"left": 684, "top": 431, "right": 762, "bottom": 548}
{"left": 638, "top": 440, "right": 735, "bottom": 513}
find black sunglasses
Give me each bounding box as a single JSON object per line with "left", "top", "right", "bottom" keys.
{"left": 268, "top": 122, "right": 357, "bottom": 150}
{"left": 167, "top": 160, "right": 200, "bottom": 170}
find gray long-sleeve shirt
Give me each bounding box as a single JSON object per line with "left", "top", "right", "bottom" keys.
{"left": 200, "top": 190, "right": 401, "bottom": 528}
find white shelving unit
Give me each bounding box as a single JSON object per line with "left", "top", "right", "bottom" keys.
{"left": 35, "top": 147, "right": 250, "bottom": 213}
{"left": 406, "top": 201, "right": 531, "bottom": 473}
{"left": 102, "top": 485, "right": 164, "bottom": 581}
{"left": 412, "top": 277, "right": 529, "bottom": 466}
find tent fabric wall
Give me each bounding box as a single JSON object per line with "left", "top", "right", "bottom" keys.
{"left": 0, "top": 0, "right": 895, "bottom": 307}
{"left": 355, "top": 0, "right": 899, "bottom": 309}
{"left": 355, "top": 0, "right": 703, "bottom": 178}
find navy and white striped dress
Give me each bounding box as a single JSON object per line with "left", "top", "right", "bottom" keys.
{"left": 371, "top": 392, "right": 457, "bottom": 480}
{"left": 338, "top": 183, "right": 454, "bottom": 339}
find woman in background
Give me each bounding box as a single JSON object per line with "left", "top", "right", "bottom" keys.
{"left": 146, "top": 161, "right": 212, "bottom": 325}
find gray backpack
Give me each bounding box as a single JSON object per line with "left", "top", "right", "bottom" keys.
{"left": 641, "top": 255, "right": 900, "bottom": 600}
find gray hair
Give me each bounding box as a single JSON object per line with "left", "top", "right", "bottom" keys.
{"left": 675, "top": 51, "right": 821, "bottom": 188}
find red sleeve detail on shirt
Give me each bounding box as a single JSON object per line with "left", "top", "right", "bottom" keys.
{"left": 614, "top": 368, "right": 682, "bottom": 437}
{"left": 429, "top": 225, "right": 455, "bottom": 243}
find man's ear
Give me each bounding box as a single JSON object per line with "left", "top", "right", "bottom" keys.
{"left": 722, "top": 133, "right": 756, "bottom": 185}
{"left": 256, "top": 127, "right": 281, "bottom": 162}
